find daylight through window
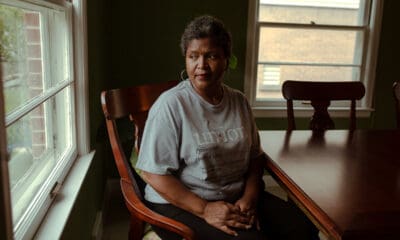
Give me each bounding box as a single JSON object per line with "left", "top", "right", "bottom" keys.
{"left": 0, "top": 0, "right": 77, "bottom": 239}
{"left": 245, "top": 0, "right": 383, "bottom": 116}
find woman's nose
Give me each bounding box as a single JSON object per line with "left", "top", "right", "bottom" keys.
{"left": 197, "top": 56, "right": 208, "bottom": 68}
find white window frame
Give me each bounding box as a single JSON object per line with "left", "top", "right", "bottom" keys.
{"left": 0, "top": 64, "right": 13, "bottom": 240}
{"left": 244, "top": 0, "right": 384, "bottom": 117}
{"left": 0, "top": 0, "right": 90, "bottom": 239}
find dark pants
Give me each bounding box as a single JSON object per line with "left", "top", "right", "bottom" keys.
{"left": 146, "top": 191, "right": 319, "bottom": 240}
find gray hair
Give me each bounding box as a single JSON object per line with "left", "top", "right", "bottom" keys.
{"left": 180, "top": 15, "right": 232, "bottom": 59}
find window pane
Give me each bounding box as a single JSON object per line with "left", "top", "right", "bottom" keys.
{"left": 256, "top": 64, "right": 360, "bottom": 100}
{"left": 1, "top": 4, "right": 70, "bottom": 116}
{"left": 48, "top": 9, "right": 70, "bottom": 85}
{"left": 7, "top": 87, "right": 73, "bottom": 223}
{"left": 258, "top": 27, "right": 364, "bottom": 65}
{"left": 259, "top": 0, "right": 367, "bottom": 26}
{"left": 1, "top": 5, "right": 43, "bottom": 115}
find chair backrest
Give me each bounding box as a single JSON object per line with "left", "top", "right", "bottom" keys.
{"left": 101, "top": 80, "right": 196, "bottom": 240}
{"left": 282, "top": 80, "right": 365, "bottom": 131}
{"left": 394, "top": 81, "right": 400, "bottom": 128}
{"left": 101, "top": 80, "right": 179, "bottom": 198}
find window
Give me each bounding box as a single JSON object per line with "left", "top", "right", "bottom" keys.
{"left": 0, "top": 0, "right": 88, "bottom": 239}
{"left": 245, "top": 0, "right": 383, "bottom": 116}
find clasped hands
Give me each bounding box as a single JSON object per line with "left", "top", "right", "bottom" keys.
{"left": 202, "top": 198, "right": 258, "bottom": 236}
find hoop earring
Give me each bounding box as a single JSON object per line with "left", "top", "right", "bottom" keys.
{"left": 180, "top": 69, "right": 188, "bottom": 81}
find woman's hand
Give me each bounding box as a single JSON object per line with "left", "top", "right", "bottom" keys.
{"left": 142, "top": 172, "right": 255, "bottom": 235}
{"left": 234, "top": 154, "right": 266, "bottom": 229}
{"left": 202, "top": 201, "right": 252, "bottom": 236}
{"left": 235, "top": 196, "right": 259, "bottom": 229}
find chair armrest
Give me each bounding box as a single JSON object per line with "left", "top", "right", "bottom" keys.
{"left": 120, "top": 178, "right": 196, "bottom": 240}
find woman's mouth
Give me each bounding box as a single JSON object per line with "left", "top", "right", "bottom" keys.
{"left": 195, "top": 73, "right": 211, "bottom": 80}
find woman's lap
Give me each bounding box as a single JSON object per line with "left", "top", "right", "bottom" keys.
{"left": 146, "top": 191, "right": 318, "bottom": 240}
{"left": 147, "top": 201, "right": 265, "bottom": 240}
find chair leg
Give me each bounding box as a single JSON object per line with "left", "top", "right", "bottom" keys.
{"left": 128, "top": 216, "right": 145, "bottom": 240}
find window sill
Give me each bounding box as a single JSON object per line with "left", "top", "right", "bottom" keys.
{"left": 252, "top": 107, "right": 374, "bottom": 118}
{"left": 33, "top": 151, "right": 95, "bottom": 239}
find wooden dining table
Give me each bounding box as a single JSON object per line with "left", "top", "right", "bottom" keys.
{"left": 259, "top": 129, "right": 400, "bottom": 240}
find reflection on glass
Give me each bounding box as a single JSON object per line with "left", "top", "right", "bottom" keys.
{"left": 7, "top": 88, "right": 72, "bottom": 223}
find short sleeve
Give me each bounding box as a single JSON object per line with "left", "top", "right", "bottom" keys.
{"left": 243, "top": 96, "right": 264, "bottom": 159}
{"left": 135, "top": 99, "right": 180, "bottom": 175}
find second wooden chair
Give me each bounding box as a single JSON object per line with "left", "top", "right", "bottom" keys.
{"left": 282, "top": 80, "right": 365, "bottom": 131}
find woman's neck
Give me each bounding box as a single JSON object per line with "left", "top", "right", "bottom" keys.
{"left": 191, "top": 82, "right": 224, "bottom": 105}
{"left": 206, "top": 86, "right": 224, "bottom": 105}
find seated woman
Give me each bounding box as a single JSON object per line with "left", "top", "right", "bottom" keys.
{"left": 136, "top": 15, "right": 319, "bottom": 240}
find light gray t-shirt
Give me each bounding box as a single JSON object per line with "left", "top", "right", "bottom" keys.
{"left": 136, "top": 80, "right": 263, "bottom": 203}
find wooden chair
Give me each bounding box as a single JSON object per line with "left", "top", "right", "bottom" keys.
{"left": 282, "top": 80, "right": 365, "bottom": 131}
{"left": 101, "top": 80, "right": 195, "bottom": 240}
{"left": 394, "top": 81, "right": 400, "bottom": 128}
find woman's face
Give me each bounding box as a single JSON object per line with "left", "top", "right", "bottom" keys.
{"left": 185, "top": 38, "right": 227, "bottom": 94}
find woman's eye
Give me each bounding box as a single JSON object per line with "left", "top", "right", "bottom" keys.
{"left": 188, "top": 54, "right": 198, "bottom": 60}
{"left": 208, "top": 55, "right": 216, "bottom": 59}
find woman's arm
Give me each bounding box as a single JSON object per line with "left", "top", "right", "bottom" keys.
{"left": 141, "top": 171, "right": 207, "bottom": 216}
{"left": 235, "top": 153, "right": 265, "bottom": 217}
{"left": 141, "top": 171, "right": 252, "bottom": 236}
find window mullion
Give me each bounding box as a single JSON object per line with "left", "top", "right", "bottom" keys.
{"left": 5, "top": 80, "right": 72, "bottom": 127}
{"left": 258, "top": 21, "right": 367, "bottom": 31}
{"left": 257, "top": 62, "right": 361, "bottom": 67}
{"left": 0, "top": 60, "right": 14, "bottom": 240}
{"left": 245, "top": 0, "right": 261, "bottom": 107}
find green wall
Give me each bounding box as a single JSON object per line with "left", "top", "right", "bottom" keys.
{"left": 370, "top": 0, "right": 400, "bottom": 129}
{"left": 107, "top": 0, "right": 248, "bottom": 91}
{"left": 61, "top": 0, "right": 400, "bottom": 238}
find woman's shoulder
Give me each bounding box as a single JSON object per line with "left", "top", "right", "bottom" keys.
{"left": 157, "top": 80, "right": 189, "bottom": 103}
{"left": 150, "top": 80, "right": 189, "bottom": 113}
